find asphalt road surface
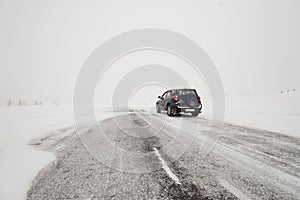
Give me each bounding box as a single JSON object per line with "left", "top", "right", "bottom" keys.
{"left": 27, "top": 110, "right": 300, "bottom": 200}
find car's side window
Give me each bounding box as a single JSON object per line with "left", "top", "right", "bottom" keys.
{"left": 166, "top": 91, "right": 173, "bottom": 98}
{"left": 162, "top": 91, "right": 169, "bottom": 99}
{"left": 164, "top": 91, "right": 171, "bottom": 98}
{"left": 165, "top": 92, "right": 169, "bottom": 98}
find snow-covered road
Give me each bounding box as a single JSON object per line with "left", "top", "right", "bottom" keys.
{"left": 26, "top": 111, "right": 300, "bottom": 199}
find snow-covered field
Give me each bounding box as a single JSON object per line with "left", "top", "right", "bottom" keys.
{"left": 0, "top": 105, "right": 74, "bottom": 200}
{"left": 0, "top": 105, "right": 127, "bottom": 200}
{"left": 224, "top": 91, "right": 300, "bottom": 137}
{"left": 0, "top": 92, "right": 299, "bottom": 199}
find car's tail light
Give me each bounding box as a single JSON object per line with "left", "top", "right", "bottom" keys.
{"left": 173, "top": 95, "right": 178, "bottom": 101}
{"left": 197, "top": 96, "right": 201, "bottom": 102}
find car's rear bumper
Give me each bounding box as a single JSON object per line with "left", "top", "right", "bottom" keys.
{"left": 174, "top": 105, "right": 202, "bottom": 113}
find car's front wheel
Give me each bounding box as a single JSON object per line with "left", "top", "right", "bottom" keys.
{"left": 156, "top": 104, "right": 161, "bottom": 113}
{"left": 191, "top": 111, "right": 199, "bottom": 117}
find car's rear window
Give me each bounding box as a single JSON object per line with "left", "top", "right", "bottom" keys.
{"left": 178, "top": 89, "right": 197, "bottom": 96}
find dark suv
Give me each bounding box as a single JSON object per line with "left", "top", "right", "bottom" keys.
{"left": 156, "top": 89, "right": 202, "bottom": 116}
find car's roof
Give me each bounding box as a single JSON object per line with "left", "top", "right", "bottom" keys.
{"left": 169, "top": 88, "right": 196, "bottom": 91}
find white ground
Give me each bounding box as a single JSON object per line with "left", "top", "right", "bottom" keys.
{"left": 0, "top": 105, "right": 74, "bottom": 200}
{"left": 0, "top": 92, "right": 299, "bottom": 199}
{"left": 224, "top": 91, "right": 300, "bottom": 137}
{"left": 0, "top": 105, "right": 122, "bottom": 200}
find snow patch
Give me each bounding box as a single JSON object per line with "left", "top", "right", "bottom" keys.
{"left": 0, "top": 105, "right": 122, "bottom": 200}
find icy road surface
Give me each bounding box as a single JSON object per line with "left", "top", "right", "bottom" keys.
{"left": 27, "top": 110, "right": 300, "bottom": 200}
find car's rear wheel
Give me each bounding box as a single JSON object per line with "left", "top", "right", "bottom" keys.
{"left": 167, "top": 105, "right": 173, "bottom": 116}
{"left": 156, "top": 104, "right": 161, "bottom": 113}
{"left": 191, "top": 111, "right": 199, "bottom": 117}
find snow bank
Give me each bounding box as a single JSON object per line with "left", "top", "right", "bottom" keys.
{"left": 0, "top": 105, "right": 126, "bottom": 200}
{"left": 0, "top": 146, "right": 55, "bottom": 200}
{"left": 0, "top": 105, "right": 74, "bottom": 200}
{"left": 224, "top": 92, "right": 300, "bottom": 137}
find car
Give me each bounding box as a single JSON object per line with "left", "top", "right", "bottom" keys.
{"left": 156, "top": 88, "right": 202, "bottom": 117}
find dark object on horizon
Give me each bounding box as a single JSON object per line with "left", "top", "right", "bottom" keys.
{"left": 7, "top": 99, "right": 12, "bottom": 106}
{"left": 34, "top": 101, "right": 42, "bottom": 106}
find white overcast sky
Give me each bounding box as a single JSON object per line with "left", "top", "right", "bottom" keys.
{"left": 0, "top": 0, "right": 299, "bottom": 103}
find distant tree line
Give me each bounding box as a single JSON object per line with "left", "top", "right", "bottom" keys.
{"left": 5, "top": 99, "right": 43, "bottom": 106}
